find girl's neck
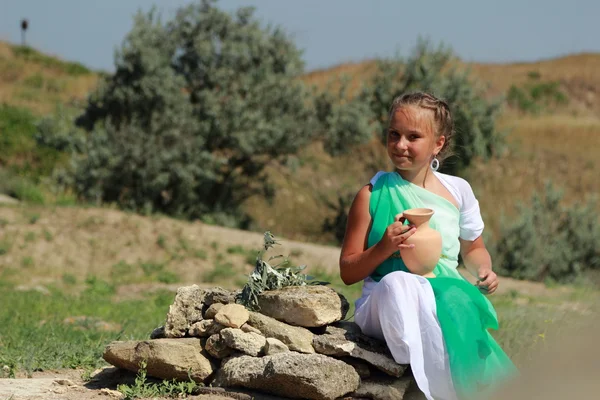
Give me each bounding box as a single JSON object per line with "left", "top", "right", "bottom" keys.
{"left": 396, "top": 167, "right": 436, "bottom": 188}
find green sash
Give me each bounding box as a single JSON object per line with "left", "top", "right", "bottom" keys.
{"left": 367, "top": 171, "right": 517, "bottom": 399}
{"left": 368, "top": 171, "right": 463, "bottom": 281}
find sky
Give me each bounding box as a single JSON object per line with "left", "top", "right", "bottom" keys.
{"left": 0, "top": 0, "right": 598, "bottom": 73}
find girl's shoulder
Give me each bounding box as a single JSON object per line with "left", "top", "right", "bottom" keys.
{"left": 433, "top": 172, "right": 478, "bottom": 210}
{"left": 369, "top": 170, "right": 390, "bottom": 187}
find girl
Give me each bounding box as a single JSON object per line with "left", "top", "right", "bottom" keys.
{"left": 339, "top": 92, "right": 517, "bottom": 400}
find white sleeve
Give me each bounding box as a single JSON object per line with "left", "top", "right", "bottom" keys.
{"left": 457, "top": 179, "right": 485, "bottom": 241}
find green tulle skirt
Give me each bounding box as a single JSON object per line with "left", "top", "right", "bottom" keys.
{"left": 427, "top": 277, "right": 518, "bottom": 399}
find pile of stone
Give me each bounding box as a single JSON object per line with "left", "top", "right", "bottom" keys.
{"left": 103, "top": 285, "right": 420, "bottom": 400}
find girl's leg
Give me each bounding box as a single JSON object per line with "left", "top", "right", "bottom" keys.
{"left": 355, "top": 271, "right": 457, "bottom": 400}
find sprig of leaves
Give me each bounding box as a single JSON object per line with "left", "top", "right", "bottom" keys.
{"left": 237, "top": 231, "right": 329, "bottom": 310}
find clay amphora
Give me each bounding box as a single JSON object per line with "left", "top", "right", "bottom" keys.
{"left": 399, "top": 208, "right": 442, "bottom": 277}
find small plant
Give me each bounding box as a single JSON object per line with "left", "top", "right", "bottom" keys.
{"left": 24, "top": 232, "right": 36, "bottom": 242}
{"left": 27, "top": 212, "right": 40, "bottom": 224}
{"left": 21, "top": 256, "right": 34, "bottom": 268}
{"left": 117, "top": 361, "right": 199, "bottom": 399}
{"left": 0, "top": 362, "right": 16, "bottom": 378}
{"left": 0, "top": 239, "right": 12, "bottom": 256}
{"left": 507, "top": 72, "right": 568, "bottom": 114}
{"left": 237, "top": 232, "right": 328, "bottom": 311}
{"left": 226, "top": 245, "right": 246, "bottom": 255}
{"left": 43, "top": 229, "right": 53, "bottom": 241}
{"left": 193, "top": 249, "right": 207, "bottom": 260}
{"left": 156, "top": 234, "right": 167, "bottom": 250}
{"left": 62, "top": 273, "right": 77, "bottom": 285}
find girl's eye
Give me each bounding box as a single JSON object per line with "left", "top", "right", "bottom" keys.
{"left": 389, "top": 131, "right": 399, "bottom": 138}
{"left": 409, "top": 134, "right": 419, "bottom": 141}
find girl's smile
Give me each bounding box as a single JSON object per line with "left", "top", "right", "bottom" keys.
{"left": 386, "top": 106, "right": 443, "bottom": 174}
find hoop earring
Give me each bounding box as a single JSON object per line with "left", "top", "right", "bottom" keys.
{"left": 430, "top": 157, "right": 439, "bottom": 171}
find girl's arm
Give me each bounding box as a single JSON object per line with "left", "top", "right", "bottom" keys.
{"left": 339, "top": 185, "right": 416, "bottom": 285}
{"left": 459, "top": 236, "right": 499, "bottom": 294}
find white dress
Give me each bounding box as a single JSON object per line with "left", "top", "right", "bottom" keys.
{"left": 354, "top": 171, "right": 485, "bottom": 400}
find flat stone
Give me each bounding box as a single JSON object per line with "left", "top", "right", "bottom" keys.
{"left": 351, "top": 376, "right": 413, "bottom": 400}
{"left": 214, "top": 353, "right": 360, "bottom": 400}
{"left": 215, "top": 304, "right": 250, "bottom": 328}
{"left": 103, "top": 338, "right": 214, "bottom": 383}
{"left": 247, "top": 312, "right": 314, "bottom": 354}
{"left": 313, "top": 323, "right": 406, "bottom": 377}
{"left": 264, "top": 338, "right": 289, "bottom": 355}
{"left": 240, "top": 323, "right": 262, "bottom": 335}
{"left": 257, "top": 286, "right": 349, "bottom": 327}
{"left": 203, "top": 287, "right": 237, "bottom": 306}
{"left": 205, "top": 303, "right": 225, "bottom": 319}
{"left": 220, "top": 328, "right": 266, "bottom": 357}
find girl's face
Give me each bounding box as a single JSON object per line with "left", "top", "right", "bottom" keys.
{"left": 386, "top": 106, "right": 445, "bottom": 173}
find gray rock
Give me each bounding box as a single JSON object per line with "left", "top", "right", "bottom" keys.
{"left": 313, "top": 322, "right": 406, "bottom": 377}
{"left": 164, "top": 285, "right": 206, "bottom": 338}
{"left": 103, "top": 338, "right": 214, "bottom": 383}
{"left": 189, "top": 319, "right": 226, "bottom": 337}
{"left": 257, "top": 286, "right": 349, "bottom": 327}
{"left": 204, "top": 302, "right": 225, "bottom": 319}
{"left": 247, "top": 312, "right": 314, "bottom": 353}
{"left": 150, "top": 326, "right": 165, "bottom": 339}
{"left": 193, "top": 386, "right": 294, "bottom": 400}
{"left": 264, "top": 338, "right": 289, "bottom": 355}
{"left": 351, "top": 377, "right": 413, "bottom": 400}
{"left": 341, "top": 357, "right": 372, "bottom": 379}
{"left": 205, "top": 334, "right": 233, "bottom": 359}
{"left": 214, "top": 353, "right": 360, "bottom": 400}
{"left": 220, "top": 328, "right": 266, "bottom": 357}
{"left": 204, "top": 287, "right": 237, "bottom": 306}
{"left": 215, "top": 304, "right": 250, "bottom": 328}
{"left": 240, "top": 323, "right": 262, "bottom": 335}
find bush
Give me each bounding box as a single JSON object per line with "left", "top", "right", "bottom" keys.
{"left": 506, "top": 72, "right": 568, "bottom": 114}
{"left": 69, "top": 0, "right": 371, "bottom": 224}
{"left": 357, "top": 38, "right": 505, "bottom": 175}
{"left": 493, "top": 181, "right": 600, "bottom": 283}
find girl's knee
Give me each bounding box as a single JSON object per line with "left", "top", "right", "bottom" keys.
{"left": 379, "top": 271, "right": 412, "bottom": 290}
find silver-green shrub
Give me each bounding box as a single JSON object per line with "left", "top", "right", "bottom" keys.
{"left": 493, "top": 182, "right": 600, "bottom": 283}
{"left": 69, "top": 0, "right": 371, "bottom": 223}
{"left": 357, "top": 38, "right": 505, "bottom": 174}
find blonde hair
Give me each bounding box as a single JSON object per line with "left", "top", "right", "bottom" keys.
{"left": 388, "top": 91, "right": 454, "bottom": 163}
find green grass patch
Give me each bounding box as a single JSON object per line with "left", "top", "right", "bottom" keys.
{"left": 0, "top": 105, "right": 70, "bottom": 182}
{"left": 0, "top": 277, "right": 170, "bottom": 375}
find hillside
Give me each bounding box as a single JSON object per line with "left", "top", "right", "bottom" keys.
{"left": 0, "top": 41, "right": 98, "bottom": 115}
{"left": 304, "top": 53, "right": 600, "bottom": 114}
{"left": 1, "top": 39, "right": 599, "bottom": 244}
{"left": 0, "top": 203, "right": 585, "bottom": 300}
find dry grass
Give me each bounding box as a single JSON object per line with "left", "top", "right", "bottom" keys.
{"left": 300, "top": 53, "right": 600, "bottom": 115}
{"left": 469, "top": 53, "right": 600, "bottom": 106}
{"left": 465, "top": 112, "right": 600, "bottom": 235}
{"left": 0, "top": 204, "right": 342, "bottom": 291}
{"left": 0, "top": 41, "right": 98, "bottom": 115}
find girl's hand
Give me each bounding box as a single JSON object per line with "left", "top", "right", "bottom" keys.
{"left": 477, "top": 268, "right": 499, "bottom": 295}
{"left": 378, "top": 213, "right": 416, "bottom": 255}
